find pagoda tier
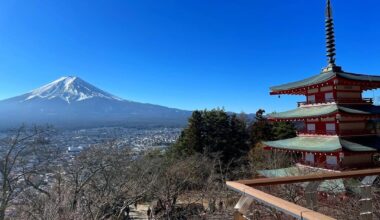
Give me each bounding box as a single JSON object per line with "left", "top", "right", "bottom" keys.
{"left": 269, "top": 104, "right": 380, "bottom": 137}
{"left": 270, "top": 70, "right": 380, "bottom": 96}
{"left": 264, "top": 136, "right": 380, "bottom": 153}
{"left": 264, "top": 136, "right": 380, "bottom": 169}
{"left": 266, "top": 101, "right": 380, "bottom": 169}
{"left": 269, "top": 104, "right": 380, "bottom": 121}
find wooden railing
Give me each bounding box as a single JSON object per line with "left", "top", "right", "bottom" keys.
{"left": 228, "top": 168, "right": 380, "bottom": 220}
{"left": 298, "top": 129, "right": 374, "bottom": 136}
{"left": 227, "top": 181, "right": 336, "bottom": 220}
{"left": 298, "top": 129, "right": 337, "bottom": 135}
{"left": 300, "top": 160, "right": 339, "bottom": 170}
{"left": 297, "top": 98, "right": 373, "bottom": 106}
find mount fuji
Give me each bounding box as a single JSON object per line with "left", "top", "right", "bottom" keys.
{"left": 0, "top": 76, "right": 191, "bottom": 129}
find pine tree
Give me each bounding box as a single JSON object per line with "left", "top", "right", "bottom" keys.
{"left": 272, "top": 121, "right": 297, "bottom": 140}
{"left": 170, "top": 109, "right": 250, "bottom": 165}
{"left": 249, "top": 109, "right": 273, "bottom": 145}
{"left": 249, "top": 109, "right": 296, "bottom": 145}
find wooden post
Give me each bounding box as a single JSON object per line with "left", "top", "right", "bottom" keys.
{"left": 359, "top": 185, "right": 373, "bottom": 220}
{"left": 233, "top": 210, "right": 245, "bottom": 220}
{"left": 305, "top": 181, "right": 321, "bottom": 211}
{"left": 234, "top": 196, "right": 253, "bottom": 219}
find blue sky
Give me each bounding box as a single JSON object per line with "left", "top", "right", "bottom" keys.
{"left": 1, "top": 0, "right": 380, "bottom": 113}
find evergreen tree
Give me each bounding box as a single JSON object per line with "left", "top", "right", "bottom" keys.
{"left": 272, "top": 121, "right": 297, "bottom": 140}
{"left": 249, "top": 109, "right": 297, "bottom": 145}
{"left": 171, "top": 109, "right": 296, "bottom": 165}
{"left": 170, "top": 109, "right": 250, "bottom": 165}
{"left": 173, "top": 111, "right": 204, "bottom": 155}
{"left": 249, "top": 109, "right": 273, "bottom": 145}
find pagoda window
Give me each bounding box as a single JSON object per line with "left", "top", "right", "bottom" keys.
{"left": 325, "top": 92, "right": 334, "bottom": 102}
{"left": 326, "top": 155, "right": 338, "bottom": 165}
{"left": 305, "top": 153, "right": 315, "bottom": 164}
{"left": 307, "top": 95, "right": 316, "bottom": 103}
{"left": 326, "top": 123, "right": 336, "bottom": 134}
{"left": 307, "top": 123, "right": 316, "bottom": 133}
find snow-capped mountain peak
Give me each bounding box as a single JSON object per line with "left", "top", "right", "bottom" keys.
{"left": 24, "top": 76, "right": 123, "bottom": 103}
{"left": 0, "top": 76, "right": 191, "bottom": 129}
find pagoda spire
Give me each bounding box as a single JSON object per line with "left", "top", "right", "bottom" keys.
{"left": 323, "top": 0, "right": 341, "bottom": 72}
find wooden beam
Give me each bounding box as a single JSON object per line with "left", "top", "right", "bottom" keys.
{"left": 227, "top": 181, "right": 335, "bottom": 220}
{"left": 239, "top": 168, "right": 380, "bottom": 187}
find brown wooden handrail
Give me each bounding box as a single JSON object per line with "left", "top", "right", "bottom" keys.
{"left": 227, "top": 181, "right": 336, "bottom": 220}
{"left": 297, "top": 129, "right": 375, "bottom": 136}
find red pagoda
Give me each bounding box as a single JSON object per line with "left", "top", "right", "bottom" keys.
{"left": 264, "top": 0, "right": 380, "bottom": 170}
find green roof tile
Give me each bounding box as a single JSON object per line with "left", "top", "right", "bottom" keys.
{"left": 269, "top": 104, "right": 380, "bottom": 119}
{"left": 270, "top": 71, "right": 335, "bottom": 92}
{"left": 258, "top": 166, "right": 359, "bottom": 193}
{"left": 263, "top": 136, "right": 380, "bottom": 152}
{"left": 341, "top": 136, "right": 380, "bottom": 152}
{"left": 269, "top": 105, "right": 338, "bottom": 119}
{"left": 339, "top": 72, "right": 380, "bottom": 82}
{"left": 270, "top": 71, "right": 380, "bottom": 93}
{"left": 264, "top": 136, "right": 341, "bottom": 152}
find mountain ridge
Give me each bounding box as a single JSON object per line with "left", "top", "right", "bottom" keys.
{"left": 0, "top": 76, "right": 192, "bottom": 129}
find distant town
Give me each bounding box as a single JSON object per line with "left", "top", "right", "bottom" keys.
{"left": 1, "top": 126, "right": 182, "bottom": 155}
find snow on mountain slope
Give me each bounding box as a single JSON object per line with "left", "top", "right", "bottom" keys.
{"left": 0, "top": 76, "right": 191, "bottom": 129}
{"left": 23, "top": 76, "right": 123, "bottom": 103}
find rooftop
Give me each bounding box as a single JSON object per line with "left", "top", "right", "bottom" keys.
{"left": 269, "top": 104, "right": 380, "bottom": 120}
{"left": 264, "top": 135, "right": 380, "bottom": 152}
{"left": 270, "top": 71, "right": 380, "bottom": 95}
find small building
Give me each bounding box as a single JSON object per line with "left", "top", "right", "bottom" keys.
{"left": 67, "top": 146, "right": 83, "bottom": 155}
{"left": 264, "top": 0, "right": 380, "bottom": 170}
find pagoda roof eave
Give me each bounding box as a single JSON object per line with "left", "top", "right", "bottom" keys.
{"left": 264, "top": 136, "right": 341, "bottom": 152}
{"left": 270, "top": 71, "right": 380, "bottom": 94}
{"left": 270, "top": 71, "right": 335, "bottom": 95}
{"left": 263, "top": 136, "right": 380, "bottom": 152}
{"left": 269, "top": 104, "right": 380, "bottom": 121}
{"left": 257, "top": 166, "right": 357, "bottom": 194}
{"left": 339, "top": 72, "right": 380, "bottom": 83}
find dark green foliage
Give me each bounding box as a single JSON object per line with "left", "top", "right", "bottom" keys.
{"left": 271, "top": 121, "right": 297, "bottom": 140}
{"left": 249, "top": 109, "right": 296, "bottom": 144}
{"left": 249, "top": 109, "right": 274, "bottom": 144}
{"left": 170, "top": 109, "right": 297, "bottom": 166}
{"left": 170, "top": 109, "right": 250, "bottom": 164}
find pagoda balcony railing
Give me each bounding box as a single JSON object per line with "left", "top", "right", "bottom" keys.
{"left": 298, "top": 129, "right": 337, "bottom": 135}
{"left": 297, "top": 98, "right": 373, "bottom": 106}
{"left": 298, "top": 129, "right": 375, "bottom": 136}
{"left": 300, "top": 160, "right": 339, "bottom": 170}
